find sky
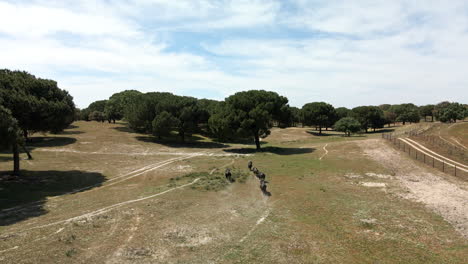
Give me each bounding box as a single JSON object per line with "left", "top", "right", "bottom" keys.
{"left": 0, "top": 0, "right": 467, "bottom": 109}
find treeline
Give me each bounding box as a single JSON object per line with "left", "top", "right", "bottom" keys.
{"left": 0, "top": 70, "right": 76, "bottom": 175}
{"left": 79, "top": 89, "right": 467, "bottom": 147}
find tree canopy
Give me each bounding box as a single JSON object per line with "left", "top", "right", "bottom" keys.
{"left": 437, "top": 102, "right": 466, "bottom": 123}
{"left": 0, "top": 69, "right": 75, "bottom": 175}
{"left": 334, "top": 117, "right": 361, "bottom": 136}
{"left": 351, "top": 106, "right": 385, "bottom": 132}
{"left": 301, "top": 102, "right": 337, "bottom": 134}
{"left": 209, "top": 90, "right": 289, "bottom": 149}
{"left": 390, "top": 104, "right": 420, "bottom": 125}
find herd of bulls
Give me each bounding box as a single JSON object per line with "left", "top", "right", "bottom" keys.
{"left": 224, "top": 161, "right": 271, "bottom": 196}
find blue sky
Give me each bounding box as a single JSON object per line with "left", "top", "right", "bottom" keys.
{"left": 0, "top": 0, "right": 467, "bottom": 109}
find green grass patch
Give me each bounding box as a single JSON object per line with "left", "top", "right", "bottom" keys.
{"left": 169, "top": 168, "right": 249, "bottom": 191}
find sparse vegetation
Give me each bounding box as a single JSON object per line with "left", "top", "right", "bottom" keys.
{"left": 170, "top": 169, "right": 249, "bottom": 191}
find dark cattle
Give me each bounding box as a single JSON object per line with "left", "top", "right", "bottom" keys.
{"left": 252, "top": 167, "right": 259, "bottom": 175}
{"left": 260, "top": 179, "right": 271, "bottom": 196}
{"left": 225, "top": 168, "right": 233, "bottom": 182}
{"left": 257, "top": 172, "right": 266, "bottom": 181}
{"left": 248, "top": 161, "right": 253, "bottom": 171}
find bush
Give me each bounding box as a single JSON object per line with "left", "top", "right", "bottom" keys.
{"left": 334, "top": 117, "right": 361, "bottom": 136}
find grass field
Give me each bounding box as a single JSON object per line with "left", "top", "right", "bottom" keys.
{"left": 0, "top": 121, "right": 467, "bottom": 263}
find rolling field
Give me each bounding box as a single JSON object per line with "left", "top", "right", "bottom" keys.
{"left": 1, "top": 121, "right": 467, "bottom": 263}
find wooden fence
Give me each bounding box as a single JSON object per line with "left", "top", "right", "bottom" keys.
{"left": 382, "top": 133, "right": 468, "bottom": 180}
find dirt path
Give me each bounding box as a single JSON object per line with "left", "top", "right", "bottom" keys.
{"left": 106, "top": 214, "right": 142, "bottom": 264}
{"left": 438, "top": 123, "right": 467, "bottom": 150}
{"left": 239, "top": 209, "right": 270, "bottom": 243}
{"left": 319, "top": 144, "right": 329, "bottom": 160}
{"left": 0, "top": 154, "right": 199, "bottom": 217}
{"left": 1, "top": 178, "right": 200, "bottom": 240}
{"left": 35, "top": 148, "right": 249, "bottom": 157}
{"left": 401, "top": 138, "right": 468, "bottom": 171}
{"left": 360, "top": 139, "right": 468, "bottom": 238}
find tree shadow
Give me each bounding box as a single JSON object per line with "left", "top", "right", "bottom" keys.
{"left": 56, "top": 130, "right": 84, "bottom": 135}
{"left": 367, "top": 128, "right": 395, "bottom": 134}
{"left": 135, "top": 136, "right": 230, "bottom": 149}
{"left": 307, "top": 131, "right": 336, "bottom": 137}
{"left": 112, "top": 126, "right": 141, "bottom": 134}
{"left": 0, "top": 170, "right": 106, "bottom": 226}
{"left": 26, "top": 137, "right": 77, "bottom": 149}
{"left": 224, "top": 146, "right": 315, "bottom": 155}
{"left": 0, "top": 156, "right": 13, "bottom": 162}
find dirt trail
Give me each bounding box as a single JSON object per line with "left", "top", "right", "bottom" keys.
{"left": 360, "top": 139, "right": 468, "bottom": 238}
{"left": 106, "top": 214, "right": 142, "bottom": 264}
{"left": 239, "top": 209, "right": 270, "bottom": 243}
{"left": 400, "top": 138, "right": 468, "bottom": 172}
{"left": 0, "top": 154, "right": 198, "bottom": 216}
{"left": 319, "top": 144, "right": 329, "bottom": 160}
{"left": 2, "top": 178, "right": 200, "bottom": 239}
{"left": 439, "top": 123, "right": 467, "bottom": 150}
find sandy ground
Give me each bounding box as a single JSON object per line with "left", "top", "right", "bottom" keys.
{"left": 360, "top": 139, "right": 468, "bottom": 238}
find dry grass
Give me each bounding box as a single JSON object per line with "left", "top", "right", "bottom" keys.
{"left": 0, "top": 121, "right": 467, "bottom": 263}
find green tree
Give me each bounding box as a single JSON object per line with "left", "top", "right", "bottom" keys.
{"left": 390, "top": 104, "right": 420, "bottom": 125}
{"left": 0, "top": 106, "right": 22, "bottom": 175}
{"left": 208, "top": 102, "right": 233, "bottom": 140}
{"left": 437, "top": 102, "right": 466, "bottom": 123}
{"left": 152, "top": 111, "right": 178, "bottom": 139}
{"left": 378, "top": 104, "right": 392, "bottom": 111}
{"left": 352, "top": 106, "right": 385, "bottom": 132}
{"left": 87, "top": 100, "right": 107, "bottom": 113}
{"left": 89, "top": 111, "right": 105, "bottom": 122}
{"left": 419, "top": 104, "right": 435, "bottom": 122}
{"left": 0, "top": 69, "right": 76, "bottom": 175}
{"left": 289, "top": 106, "right": 302, "bottom": 127}
{"left": 216, "top": 90, "right": 289, "bottom": 150}
{"left": 197, "top": 99, "right": 222, "bottom": 125}
{"left": 104, "top": 90, "right": 142, "bottom": 123}
{"left": 433, "top": 101, "right": 451, "bottom": 121}
{"left": 334, "top": 117, "right": 361, "bottom": 136}
{"left": 383, "top": 111, "right": 397, "bottom": 127}
{"left": 335, "top": 107, "right": 351, "bottom": 120}
{"left": 301, "top": 102, "right": 337, "bottom": 134}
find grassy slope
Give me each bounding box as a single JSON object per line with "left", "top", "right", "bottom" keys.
{"left": 0, "top": 122, "right": 466, "bottom": 263}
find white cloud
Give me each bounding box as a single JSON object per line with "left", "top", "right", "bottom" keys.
{"left": 0, "top": 2, "right": 139, "bottom": 38}
{"left": 0, "top": 0, "right": 466, "bottom": 109}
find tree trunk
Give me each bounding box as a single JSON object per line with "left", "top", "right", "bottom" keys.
{"left": 113, "top": 119, "right": 116, "bottom": 124}
{"left": 180, "top": 131, "right": 185, "bottom": 142}
{"left": 23, "top": 130, "right": 29, "bottom": 142}
{"left": 403, "top": 121, "right": 406, "bottom": 125}
{"left": 365, "top": 128, "right": 368, "bottom": 133}
{"left": 319, "top": 126, "right": 322, "bottom": 134}
{"left": 254, "top": 133, "right": 261, "bottom": 150}
{"left": 12, "top": 143, "right": 20, "bottom": 176}
{"left": 21, "top": 144, "right": 32, "bottom": 160}
{"left": 431, "top": 116, "right": 434, "bottom": 122}
{"left": 373, "top": 128, "right": 376, "bottom": 132}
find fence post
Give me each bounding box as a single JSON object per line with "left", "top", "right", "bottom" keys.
{"left": 432, "top": 157, "right": 434, "bottom": 167}
{"left": 442, "top": 161, "right": 444, "bottom": 172}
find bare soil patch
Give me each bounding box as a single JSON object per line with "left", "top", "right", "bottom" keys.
{"left": 360, "top": 139, "right": 468, "bottom": 238}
